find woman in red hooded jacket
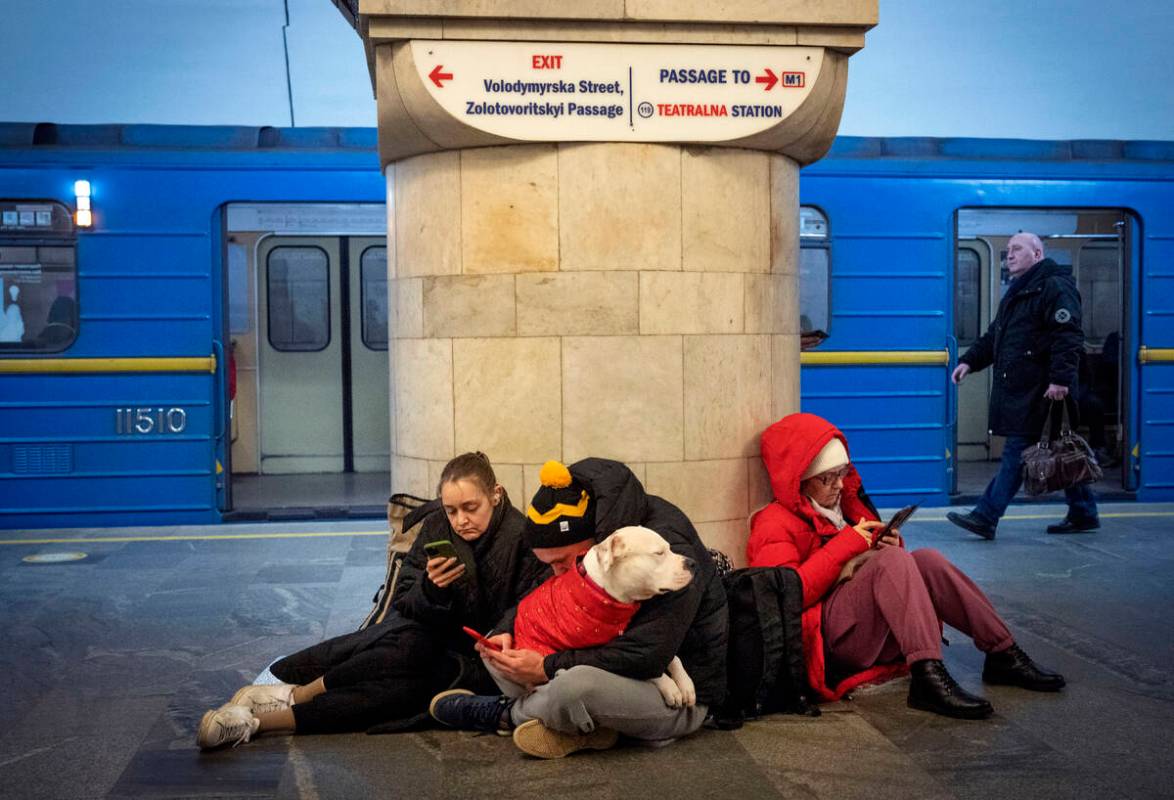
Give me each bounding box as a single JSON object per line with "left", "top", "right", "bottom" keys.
{"left": 748, "top": 413, "right": 1065, "bottom": 719}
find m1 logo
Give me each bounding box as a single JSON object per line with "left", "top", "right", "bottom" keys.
{"left": 781, "top": 71, "right": 805, "bottom": 88}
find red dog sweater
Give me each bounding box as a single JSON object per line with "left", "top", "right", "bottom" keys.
{"left": 513, "top": 561, "right": 640, "bottom": 655}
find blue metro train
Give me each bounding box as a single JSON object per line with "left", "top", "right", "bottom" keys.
{"left": 1, "top": 124, "right": 1171, "bottom": 529}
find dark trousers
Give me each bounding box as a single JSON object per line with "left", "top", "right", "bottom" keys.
{"left": 271, "top": 622, "right": 445, "bottom": 735}
{"left": 973, "top": 434, "right": 1098, "bottom": 526}
{"left": 823, "top": 547, "right": 1014, "bottom": 670}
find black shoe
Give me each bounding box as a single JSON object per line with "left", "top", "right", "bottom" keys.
{"left": 983, "top": 644, "right": 1066, "bottom": 691}
{"left": 429, "top": 689, "right": 513, "bottom": 732}
{"left": 947, "top": 511, "right": 996, "bottom": 540}
{"left": 1046, "top": 517, "right": 1100, "bottom": 534}
{"left": 907, "top": 659, "right": 993, "bottom": 719}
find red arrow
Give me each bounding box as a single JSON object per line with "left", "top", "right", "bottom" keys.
{"left": 755, "top": 68, "right": 778, "bottom": 91}
{"left": 429, "top": 64, "right": 453, "bottom": 88}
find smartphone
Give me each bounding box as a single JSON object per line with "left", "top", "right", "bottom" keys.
{"left": 462, "top": 626, "right": 503, "bottom": 651}
{"left": 873, "top": 504, "right": 918, "bottom": 547}
{"left": 423, "top": 539, "right": 475, "bottom": 582}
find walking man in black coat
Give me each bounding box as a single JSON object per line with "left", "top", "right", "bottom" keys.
{"left": 948, "top": 232, "right": 1099, "bottom": 539}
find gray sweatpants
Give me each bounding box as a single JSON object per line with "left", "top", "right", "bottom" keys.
{"left": 488, "top": 662, "right": 708, "bottom": 742}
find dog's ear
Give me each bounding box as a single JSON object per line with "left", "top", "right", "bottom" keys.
{"left": 597, "top": 531, "right": 626, "bottom": 573}
{"left": 595, "top": 537, "right": 613, "bottom": 573}
{"left": 609, "top": 531, "right": 627, "bottom": 562}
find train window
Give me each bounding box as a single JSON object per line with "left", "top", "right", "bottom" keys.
{"left": 0, "top": 242, "right": 78, "bottom": 353}
{"left": 360, "top": 246, "right": 388, "bottom": 351}
{"left": 799, "top": 249, "right": 830, "bottom": 335}
{"left": 800, "top": 207, "right": 829, "bottom": 240}
{"left": 799, "top": 206, "right": 830, "bottom": 338}
{"left": 227, "top": 242, "right": 250, "bottom": 335}
{"left": 267, "top": 246, "right": 330, "bottom": 352}
{"left": 1078, "top": 243, "right": 1119, "bottom": 346}
{"left": 955, "top": 247, "right": 981, "bottom": 345}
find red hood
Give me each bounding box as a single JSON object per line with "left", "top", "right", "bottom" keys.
{"left": 761, "top": 413, "right": 862, "bottom": 517}
{"left": 755, "top": 413, "right": 897, "bottom": 701}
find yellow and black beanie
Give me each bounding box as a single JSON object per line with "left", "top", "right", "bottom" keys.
{"left": 524, "top": 461, "right": 595, "bottom": 549}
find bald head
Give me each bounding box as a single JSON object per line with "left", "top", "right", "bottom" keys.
{"left": 1006, "top": 232, "right": 1045, "bottom": 278}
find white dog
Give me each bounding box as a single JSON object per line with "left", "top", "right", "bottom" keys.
{"left": 584, "top": 525, "right": 698, "bottom": 708}
{"left": 513, "top": 525, "right": 698, "bottom": 708}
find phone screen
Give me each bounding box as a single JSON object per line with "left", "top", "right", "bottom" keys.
{"left": 462, "top": 626, "right": 503, "bottom": 651}
{"left": 424, "top": 539, "right": 474, "bottom": 582}
{"left": 424, "top": 540, "right": 459, "bottom": 559}
{"left": 875, "top": 504, "right": 918, "bottom": 545}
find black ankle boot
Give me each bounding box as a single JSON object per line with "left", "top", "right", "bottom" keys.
{"left": 983, "top": 643, "right": 1066, "bottom": 691}
{"left": 907, "top": 659, "right": 993, "bottom": 719}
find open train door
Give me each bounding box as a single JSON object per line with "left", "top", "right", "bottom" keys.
{"left": 221, "top": 203, "right": 390, "bottom": 517}
{"left": 952, "top": 209, "right": 1135, "bottom": 499}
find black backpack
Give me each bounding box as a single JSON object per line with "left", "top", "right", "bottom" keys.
{"left": 710, "top": 566, "right": 818, "bottom": 729}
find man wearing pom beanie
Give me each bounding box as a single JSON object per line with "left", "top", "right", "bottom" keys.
{"left": 430, "top": 458, "right": 728, "bottom": 759}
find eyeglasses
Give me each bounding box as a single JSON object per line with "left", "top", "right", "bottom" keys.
{"left": 812, "top": 466, "right": 851, "bottom": 486}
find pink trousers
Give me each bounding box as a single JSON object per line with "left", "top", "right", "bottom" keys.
{"left": 822, "top": 546, "right": 1014, "bottom": 669}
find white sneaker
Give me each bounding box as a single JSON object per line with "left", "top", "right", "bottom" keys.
{"left": 197, "top": 703, "right": 260, "bottom": 750}
{"left": 230, "top": 682, "right": 295, "bottom": 715}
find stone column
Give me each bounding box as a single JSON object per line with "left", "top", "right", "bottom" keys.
{"left": 344, "top": 2, "right": 876, "bottom": 565}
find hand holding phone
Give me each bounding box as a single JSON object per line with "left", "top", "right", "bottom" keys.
{"left": 424, "top": 539, "right": 471, "bottom": 587}
{"left": 852, "top": 518, "right": 885, "bottom": 546}
{"left": 462, "top": 626, "right": 503, "bottom": 652}
{"left": 873, "top": 504, "right": 918, "bottom": 547}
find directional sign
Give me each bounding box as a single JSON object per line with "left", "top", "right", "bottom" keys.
{"left": 410, "top": 40, "right": 822, "bottom": 142}
{"left": 428, "top": 64, "right": 453, "bottom": 88}
{"left": 756, "top": 69, "right": 779, "bottom": 91}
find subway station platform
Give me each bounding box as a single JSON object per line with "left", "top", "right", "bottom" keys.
{"left": 2, "top": 502, "right": 1172, "bottom": 800}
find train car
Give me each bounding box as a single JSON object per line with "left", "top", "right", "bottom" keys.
{"left": 799, "top": 137, "right": 1174, "bottom": 505}
{"left": 0, "top": 124, "right": 386, "bottom": 529}
{"left": 2, "top": 126, "right": 1172, "bottom": 529}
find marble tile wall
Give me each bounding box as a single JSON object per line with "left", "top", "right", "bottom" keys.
{"left": 387, "top": 144, "right": 800, "bottom": 560}
{"left": 460, "top": 144, "right": 559, "bottom": 274}
{"left": 453, "top": 337, "right": 562, "bottom": 463}
{"left": 558, "top": 143, "right": 682, "bottom": 270}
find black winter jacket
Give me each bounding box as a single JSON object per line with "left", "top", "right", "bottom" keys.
{"left": 502, "top": 458, "right": 730, "bottom": 708}
{"left": 393, "top": 494, "right": 550, "bottom": 656}
{"left": 959, "top": 258, "right": 1085, "bottom": 437}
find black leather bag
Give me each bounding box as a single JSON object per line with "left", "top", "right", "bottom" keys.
{"left": 1021, "top": 400, "right": 1103, "bottom": 496}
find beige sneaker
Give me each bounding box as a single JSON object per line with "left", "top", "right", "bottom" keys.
{"left": 512, "top": 719, "right": 618, "bottom": 759}
{"left": 230, "top": 683, "right": 295, "bottom": 715}
{"left": 197, "top": 703, "right": 260, "bottom": 750}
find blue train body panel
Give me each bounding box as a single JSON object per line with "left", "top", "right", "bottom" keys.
{"left": 800, "top": 365, "right": 947, "bottom": 502}
{"left": 0, "top": 126, "right": 384, "bottom": 529}
{"left": 2, "top": 126, "right": 1173, "bottom": 527}
{"left": 802, "top": 138, "right": 1174, "bottom": 504}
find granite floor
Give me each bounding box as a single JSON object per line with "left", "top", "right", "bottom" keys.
{"left": 2, "top": 502, "right": 1172, "bottom": 800}
{"left": 227, "top": 472, "right": 390, "bottom": 521}
{"left": 955, "top": 459, "right": 1130, "bottom": 500}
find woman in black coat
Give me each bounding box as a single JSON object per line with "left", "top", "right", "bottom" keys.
{"left": 197, "top": 452, "right": 549, "bottom": 749}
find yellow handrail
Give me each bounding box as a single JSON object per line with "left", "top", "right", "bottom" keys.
{"left": 800, "top": 349, "right": 950, "bottom": 366}
{"left": 1138, "top": 347, "right": 1174, "bottom": 364}
{"left": 0, "top": 356, "right": 217, "bottom": 374}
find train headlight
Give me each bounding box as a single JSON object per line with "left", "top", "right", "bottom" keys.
{"left": 74, "top": 179, "right": 92, "bottom": 227}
